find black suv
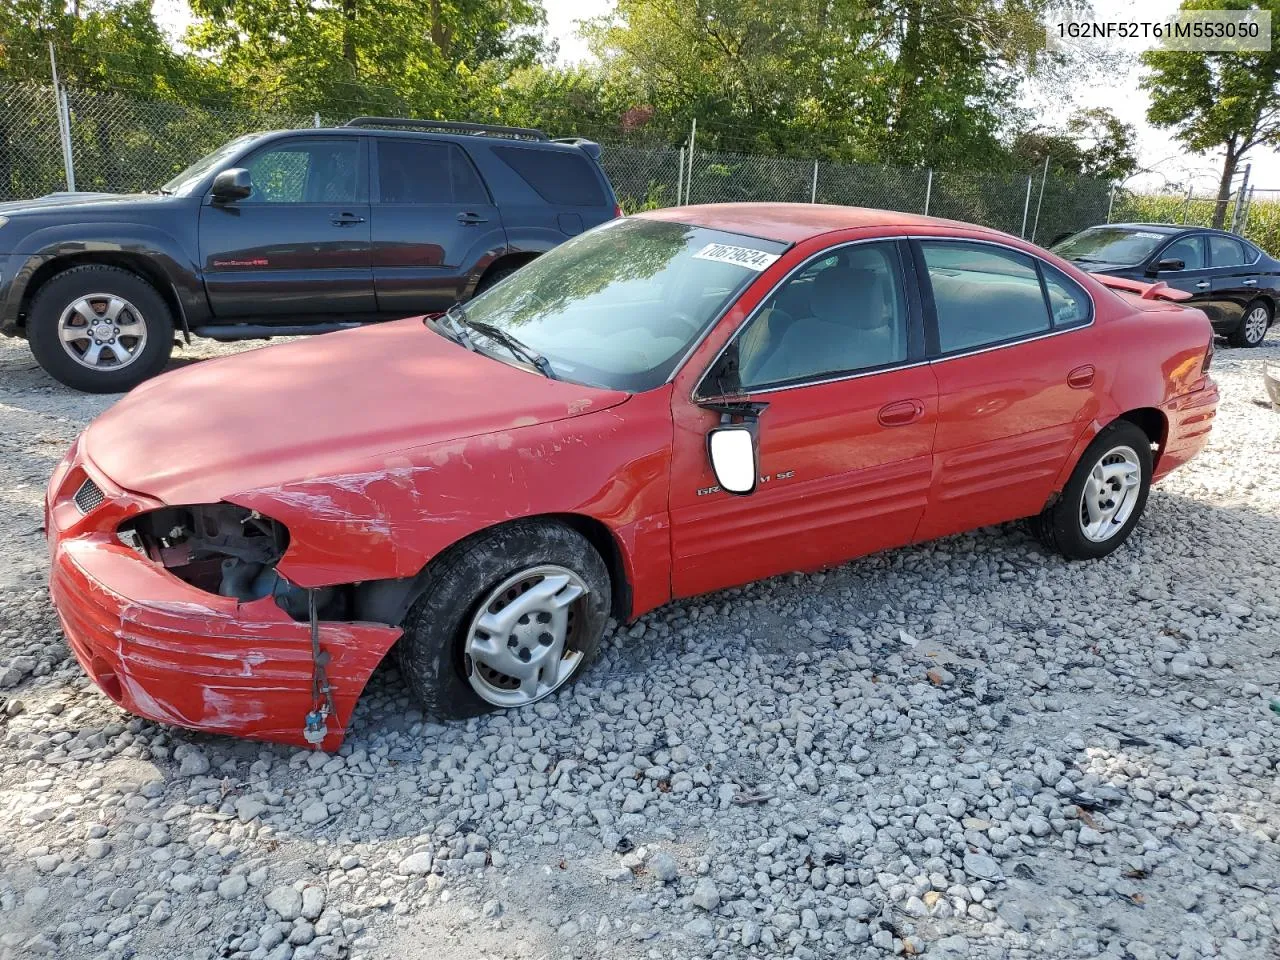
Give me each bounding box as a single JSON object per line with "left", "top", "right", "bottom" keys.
{"left": 0, "top": 118, "right": 619, "bottom": 391}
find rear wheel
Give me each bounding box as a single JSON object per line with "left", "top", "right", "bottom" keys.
{"left": 27, "top": 264, "right": 174, "bottom": 392}
{"left": 1031, "top": 420, "right": 1153, "bottom": 560}
{"left": 474, "top": 258, "right": 533, "bottom": 297}
{"left": 398, "top": 520, "right": 611, "bottom": 720}
{"left": 1228, "top": 300, "right": 1271, "bottom": 348}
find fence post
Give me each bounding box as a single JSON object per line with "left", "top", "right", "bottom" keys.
{"left": 685, "top": 117, "right": 697, "bottom": 206}
{"left": 1231, "top": 162, "right": 1251, "bottom": 233}
{"left": 676, "top": 146, "right": 685, "bottom": 207}
{"left": 923, "top": 168, "right": 933, "bottom": 216}
{"left": 1030, "top": 154, "right": 1049, "bottom": 243}
{"left": 1106, "top": 184, "right": 1116, "bottom": 223}
{"left": 314, "top": 112, "right": 322, "bottom": 128}
{"left": 811, "top": 160, "right": 818, "bottom": 204}
{"left": 1179, "top": 183, "right": 1193, "bottom": 224}
{"left": 1020, "top": 175, "right": 1033, "bottom": 238}
{"left": 48, "top": 42, "right": 75, "bottom": 192}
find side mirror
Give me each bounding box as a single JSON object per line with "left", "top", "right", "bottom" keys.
{"left": 1153, "top": 257, "right": 1185, "bottom": 273}
{"left": 211, "top": 168, "right": 252, "bottom": 202}
{"left": 708, "top": 425, "right": 758, "bottom": 495}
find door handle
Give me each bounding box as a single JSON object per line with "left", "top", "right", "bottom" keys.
{"left": 330, "top": 212, "right": 366, "bottom": 225}
{"left": 877, "top": 399, "right": 924, "bottom": 427}
{"left": 1243, "top": 278, "right": 1258, "bottom": 286}
{"left": 1195, "top": 281, "right": 1210, "bottom": 289}
{"left": 1067, "top": 364, "right": 1095, "bottom": 389}
{"left": 457, "top": 212, "right": 489, "bottom": 225}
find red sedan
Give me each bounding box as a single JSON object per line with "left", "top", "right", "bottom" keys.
{"left": 46, "top": 204, "right": 1219, "bottom": 749}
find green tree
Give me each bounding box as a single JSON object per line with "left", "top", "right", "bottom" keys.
{"left": 1142, "top": 0, "right": 1280, "bottom": 227}
{"left": 1011, "top": 107, "right": 1138, "bottom": 180}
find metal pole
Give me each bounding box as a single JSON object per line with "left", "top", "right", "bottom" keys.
{"left": 811, "top": 160, "right": 818, "bottom": 204}
{"left": 676, "top": 146, "right": 685, "bottom": 207}
{"left": 49, "top": 42, "right": 75, "bottom": 192}
{"left": 1106, "top": 184, "right": 1116, "bottom": 223}
{"left": 1241, "top": 185, "right": 1256, "bottom": 237}
{"left": 314, "top": 112, "right": 322, "bottom": 128}
{"left": 1030, "top": 154, "right": 1050, "bottom": 243}
{"left": 1231, "top": 162, "right": 1251, "bottom": 233}
{"left": 1180, "top": 183, "right": 1193, "bottom": 224}
{"left": 686, "top": 117, "right": 696, "bottom": 206}
{"left": 923, "top": 168, "right": 933, "bottom": 217}
{"left": 1020, "top": 175, "right": 1033, "bottom": 238}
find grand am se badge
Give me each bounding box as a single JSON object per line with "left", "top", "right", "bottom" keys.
{"left": 697, "top": 470, "right": 795, "bottom": 496}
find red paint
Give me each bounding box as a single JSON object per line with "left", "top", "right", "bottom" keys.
{"left": 47, "top": 204, "right": 1218, "bottom": 748}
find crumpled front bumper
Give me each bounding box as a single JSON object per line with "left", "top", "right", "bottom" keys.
{"left": 46, "top": 442, "right": 401, "bottom": 750}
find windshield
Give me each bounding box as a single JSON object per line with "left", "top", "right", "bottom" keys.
{"left": 455, "top": 218, "right": 789, "bottom": 391}
{"left": 1052, "top": 227, "right": 1168, "bottom": 267}
{"left": 160, "top": 133, "right": 267, "bottom": 196}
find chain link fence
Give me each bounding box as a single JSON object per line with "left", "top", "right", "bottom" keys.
{"left": 0, "top": 79, "right": 1271, "bottom": 252}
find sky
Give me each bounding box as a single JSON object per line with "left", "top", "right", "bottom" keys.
{"left": 156, "top": 0, "right": 1280, "bottom": 195}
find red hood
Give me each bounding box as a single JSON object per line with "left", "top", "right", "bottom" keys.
{"left": 83, "top": 318, "right": 628, "bottom": 504}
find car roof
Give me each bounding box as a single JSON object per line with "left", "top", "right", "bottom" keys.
{"left": 252, "top": 126, "right": 588, "bottom": 155}
{"left": 1104, "top": 222, "right": 1248, "bottom": 239}
{"left": 635, "top": 203, "right": 1018, "bottom": 244}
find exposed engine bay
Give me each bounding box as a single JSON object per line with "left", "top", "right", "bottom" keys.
{"left": 117, "top": 503, "right": 350, "bottom": 621}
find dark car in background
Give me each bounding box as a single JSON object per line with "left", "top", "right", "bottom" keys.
{"left": 0, "top": 118, "right": 619, "bottom": 392}
{"left": 1051, "top": 223, "right": 1279, "bottom": 348}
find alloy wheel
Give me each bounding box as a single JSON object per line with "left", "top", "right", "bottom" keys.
{"left": 1078, "top": 445, "right": 1142, "bottom": 542}
{"left": 1244, "top": 306, "right": 1269, "bottom": 345}
{"left": 57, "top": 294, "right": 148, "bottom": 370}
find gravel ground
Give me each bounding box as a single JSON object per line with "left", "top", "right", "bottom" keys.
{"left": 1, "top": 333, "right": 1278, "bottom": 960}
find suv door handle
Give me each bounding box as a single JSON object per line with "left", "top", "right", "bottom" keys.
{"left": 1195, "top": 281, "right": 1210, "bottom": 289}
{"left": 1067, "top": 364, "right": 1095, "bottom": 389}
{"left": 1243, "top": 278, "right": 1258, "bottom": 286}
{"left": 877, "top": 399, "right": 925, "bottom": 427}
{"left": 457, "top": 212, "right": 489, "bottom": 224}
{"left": 330, "top": 212, "right": 366, "bottom": 225}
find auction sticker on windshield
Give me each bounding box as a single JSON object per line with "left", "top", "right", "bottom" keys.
{"left": 693, "top": 243, "right": 781, "bottom": 271}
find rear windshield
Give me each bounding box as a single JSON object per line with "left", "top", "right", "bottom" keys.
{"left": 492, "top": 145, "right": 607, "bottom": 206}
{"left": 1052, "top": 227, "right": 1167, "bottom": 267}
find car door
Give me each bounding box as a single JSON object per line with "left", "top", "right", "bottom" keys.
{"left": 199, "top": 136, "right": 375, "bottom": 319}
{"left": 912, "top": 238, "right": 1099, "bottom": 542}
{"left": 369, "top": 138, "right": 505, "bottom": 315}
{"left": 668, "top": 239, "right": 939, "bottom": 599}
{"left": 1206, "top": 233, "right": 1259, "bottom": 329}
{"left": 1150, "top": 233, "right": 1215, "bottom": 311}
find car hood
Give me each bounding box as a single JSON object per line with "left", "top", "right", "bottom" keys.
{"left": 83, "top": 318, "right": 629, "bottom": 504}
{"left": 1063, "top": 259, "right": 1139, "bottom": 276}
{"left": 0, "top": 191, "right": 166, "bottom": 217}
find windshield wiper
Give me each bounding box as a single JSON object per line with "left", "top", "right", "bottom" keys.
{"left": 435, "top": 304, "right": 478, "bottom": 352}
{"left": 152, "top": 188, "right": 175, "bottom": 196}
{"left": 463, "top": 318, "right": 557, "bottom": 380}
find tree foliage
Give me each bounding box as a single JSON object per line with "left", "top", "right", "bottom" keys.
{"left": 1011, "top": 108, "right": 1139, "bottom": 181}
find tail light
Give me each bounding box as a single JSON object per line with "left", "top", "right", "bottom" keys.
{"left": 613, "top": 203, "right": 622, "bottom": 219}
{"left": 1202, "top": 338, "right": 1214, "bottom": 375}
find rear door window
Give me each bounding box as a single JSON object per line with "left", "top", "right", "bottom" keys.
{"left": 491, "top": 146, "right": 607, "bottom": 206}
{"left": 921, "top": 242, "right": 1051, "bottom": 352}
{"left": 376, "top": 139, "right": 491, "bottom": 205}
{"left": 1208, "top": 234, "right": 1248, "bottom": 268}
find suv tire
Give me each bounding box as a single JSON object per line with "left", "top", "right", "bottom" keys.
{"left": 27, "top": 264, "right": 175, "bottom": 393}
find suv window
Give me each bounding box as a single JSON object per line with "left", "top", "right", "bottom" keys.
{"left": 734, "top": 242, "right": 908, "bottom": 389}
{"left": 376, "top": 139, "right": 489, "bottom": 205}
{"left": 243, "top": 140, "right": 361, "bottom": 204}
{"left": 921, "top": 242, "right": 1050, "bottom": 352}
{"left": 1161, "top": 235, "right": 1204, "bottom": 270}
{"left": 1208, "top": 234, "right": 1248, "bottom": 268}
{"left": 492, "top": 146, "right": 607, "bottom": 206}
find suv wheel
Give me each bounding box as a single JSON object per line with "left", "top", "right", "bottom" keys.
{"left": 27, "top": 265, "right": 175, "bottom": 393}
{"left": 398, "top": 520, "right": 611, "bottom": 720}
{"left": 1228, "top": 300, "right": 1271, "bottom": 348}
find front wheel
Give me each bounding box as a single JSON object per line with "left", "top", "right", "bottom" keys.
{"left": 26, "top": 264, "right": 175, "bottom": 393}
{"left": 1031, "top": 420, "right": 1153, "bottom": 560}
{"left": 398, "top": 521, "right": 611, "bottom": 720}
{"left": 1228, "top": 300, "right": 1271, "bottom": 348}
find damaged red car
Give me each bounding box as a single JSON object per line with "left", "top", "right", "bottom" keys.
{"left": 46, "top": 204, "right": 1219, "bottom": 749}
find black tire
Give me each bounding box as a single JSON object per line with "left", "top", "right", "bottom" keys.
{"left": 1031, "top": 420, "right": 1153, "bottom": 560}
{"left": 1227, "top": 299, "right": 1271, "bottom": 348}
{"left": 27, "top": 264, "right": 175, "bottom": 393}
{"left": 473, "top": 259, "right": 528, "bottom": 296}
{"left": 397, "top": 520, "right": 611, "bottom": 720}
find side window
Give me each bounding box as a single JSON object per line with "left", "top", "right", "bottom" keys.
{"left": 242, "top": 140, "right": 360, "bottom": 204}
{"left": 921, "top": 242, "right": 1050, "bottom": 352}
{"left": 491, "top": 146, "right": 607, "bottom": 206}
{"left": 733, "top": 243, "right": 908, "bottom": 390}
{"left": 1161, "top": 235, "right": 1204, "bottom": 270}
{"left": 376, "top": 140, "right": 491, "bottom": 205}
{"left": 1040, "top": 263, "right": 1091, "bottom": 328}
{"left": 1208, "top": 234, "right": 1247, "bottom": 268}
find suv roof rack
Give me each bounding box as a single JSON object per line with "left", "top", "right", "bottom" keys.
{"left": 343, "top": 117, "right": 549, "bottom": 141}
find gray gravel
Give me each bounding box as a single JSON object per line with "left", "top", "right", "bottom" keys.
{"left": 1, "top": 334, "right": 1279, "bottom": 960}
